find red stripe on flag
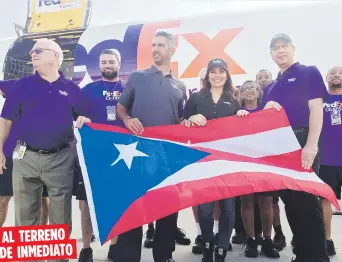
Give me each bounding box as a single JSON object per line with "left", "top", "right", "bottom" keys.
{"left": 106, "top": 171, "right": 338, "bottom": 241}
{"left": 196, "top": 147, "right": 307, "bottom": 172}
{"left": 86, "top": 108, "right": 290, "bottom": 144}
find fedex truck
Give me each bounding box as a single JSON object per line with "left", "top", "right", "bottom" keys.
{"left": 0, "top": 0, "right": 341, "bottom": 100}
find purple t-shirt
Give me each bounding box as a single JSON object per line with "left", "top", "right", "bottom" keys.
{"left": 320, "top": 95, "right": 342, "bottom": 167}
{"left": 82, "top": 80, "right": 125, "bottom": 127}
{"left": 262, "top": 62, "right": 328, "bottom": 129}
{"left": 243, "top": 105, "right": 262, "bottom": 113}
{"left": 0, "top": 80, "right": 18, "bottom": 157}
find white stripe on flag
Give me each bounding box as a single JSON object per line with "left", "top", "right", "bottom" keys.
{"left": 149, "top": 160, "right": 324, "bottom": 191}
{"left": 192, "top": 126, "right": 300, "bottom": 158}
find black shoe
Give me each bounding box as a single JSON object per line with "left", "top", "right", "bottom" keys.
{"left": 175, "top": 228, "right": 191, "bottom": 245}
{"left": 91, "top": 233, "right": 96, "bottom": 242}
{"left": 261, "top": 238, "right": 280, "bottom": 258}
{"left": 214, "top": 246, "right": 227, "bottom": 262}
{"left": 107, "top": 244, "right": 117, "bottom": 260}
{"left": 192, "top": 235, "right": 204, "bottom": 254}
{"left": 202, "top": 242, "right": 214, "bottom": 262}
{"left": 326, "top": 239, "right": 336, "bottom": 256}
{"left": 255, "top": 234, "right": 263, "bottom": 246}
{"left": 78, "top": 248, "right": 93, "bottom": 262}
{"left": 143, "top": 227, "right": 155, "bottom": 248}
{"left": 273, "top": 232, "right": 286, "bottom": 251}
{"left": 244, "top": 237, "right": 258, "bottom": 258}
{"left": 231, "top": 233, "right": 246, "bottom": 244}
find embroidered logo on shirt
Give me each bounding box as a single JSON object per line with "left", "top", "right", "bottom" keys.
{"left": 223, "top": 101, "right": 231, "bottom": 105}
{"left": 288, "top": 78, "right": 296, "bottom": 82}
{"left": 59, "top": 90, "right": 68, "bottom": 96}
{"left": 171, "top": 83, "right": 179, "bottom": 89}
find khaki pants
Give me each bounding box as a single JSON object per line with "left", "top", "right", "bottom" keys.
{"left": 13, "top": 145, "right": 75, "bottom": 262}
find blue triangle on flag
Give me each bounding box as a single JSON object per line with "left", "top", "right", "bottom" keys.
{"left": 79, "top": 125, "right": 210, "bottom": 242}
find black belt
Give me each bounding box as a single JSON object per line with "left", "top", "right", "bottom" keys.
{"left": 19, "top": 141, "right": 69, "bottom": 155}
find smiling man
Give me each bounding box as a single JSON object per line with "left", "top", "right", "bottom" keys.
{"left": 263, "top": 33, "right": 329, "bottom": 262}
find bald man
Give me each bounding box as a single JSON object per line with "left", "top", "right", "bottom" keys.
{"left": 0, "top": 39, "right": 90, "bottom": 256}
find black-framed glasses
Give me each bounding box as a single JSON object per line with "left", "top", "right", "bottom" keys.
{"left": 240, "top": 86, "right": 257, "bottom": 92}
{"left": 29, "top": 47, "right": 55, "bottom": 56}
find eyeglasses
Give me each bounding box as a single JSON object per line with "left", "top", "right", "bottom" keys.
{"left": 29, "top": 47, "right": 55, "bottom": 56}
{"left": 240, "top": 86, "right": 257, "bottom": 92}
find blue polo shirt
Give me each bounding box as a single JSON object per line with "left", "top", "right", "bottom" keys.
{"left": 262, "top": 62, "right": 328, "bottom": 129}
{"left": 1, "top": 72, "right": 88, "bottom": 150}
{"left": 320, "top": 95, "right": 342, "bottom": 167}
{"left": 0, "top": 80, "right": 19, "bottom": 157}
{"left": 82, "top": 80, "right": 125, "bottom": 127}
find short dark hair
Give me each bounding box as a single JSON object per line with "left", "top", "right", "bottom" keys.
{"left": 100, "top": 49, "right": 121, "bottom": 63}
{"left": 256, "top": 69, "right": 272, "bottom": 79}
{"left": 154, "top": 31, "right": 175, "bottom": 48}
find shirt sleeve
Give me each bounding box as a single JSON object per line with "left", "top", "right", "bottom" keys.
{"left": 306, "top": 66, "right": 328, "bottom": 100}
{"left": 0, "top": 80, "right": 16, "bottom": 97}
{"left": 118, "top": 73, "right": 136, "bottom": 111}
{"left": 0, "top": 80, "right": 22, "bottom": 121}
{"left": 183, "top": 92, "right": 198, "bottom": 119}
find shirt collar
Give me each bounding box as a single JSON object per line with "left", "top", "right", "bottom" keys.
{"left": 34, "top": 71, "right": 68, "bottom": 83}
{"left": 276, "top": 62, "right": 301, "bottom": 80}
{"left": 148, "top": 65, "right": 176, "bottom": 79}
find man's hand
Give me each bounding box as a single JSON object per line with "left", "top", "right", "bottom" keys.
{"left": 188, "top": 114, "right": 207, "bottom": 126}
{"left": 236, "top": 110, "right": 250, "bottom": 117}
{"left": 75, "top": 116, "right": 91, "bottom": 128}
{"left": 0, "top": 151, "right": 6, "bottom": 175}
{"left": 264, "top": 101, "right": 282, "bottom": 111}
{"left": 301, "top": 143, "right": 318, "bottom": 170}
{"left": 124, "top": 117, "right": 144, "bottom": 135}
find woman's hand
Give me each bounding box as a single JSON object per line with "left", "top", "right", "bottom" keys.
{"left": 236, "top": 110, "right": 250, "bottom": 117}
{"left": 187, "top": 114, "right": 207, "bottom": 126}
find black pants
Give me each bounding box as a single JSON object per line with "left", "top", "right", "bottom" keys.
{"left": 114, "top": 212, "right": 178, "bottom": 262}
{"left": 234, "top": 196, "right": 262, "bottom": 235}
{"left": 280, "top": 128, "right": 329, "bottom": 262}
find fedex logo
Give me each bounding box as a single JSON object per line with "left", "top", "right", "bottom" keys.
{"left": 324, "top": 101, "right": 342, "bottom": 112}
{"left": 38, "top": 0, "right": 79, "bottom": 10}
{"left": 73, "top": 21, "right": 245, "bottom": 85}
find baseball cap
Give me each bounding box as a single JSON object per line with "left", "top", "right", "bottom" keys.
{"left": 270, "top": 33, "right": 292, "bottom": 49}
{"left": 207, "top": 58, "right": 228, "bottom": 71}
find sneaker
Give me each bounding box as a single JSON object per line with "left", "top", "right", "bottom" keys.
{"left": 273, "top": 232, "right": 286, "bottom": 251}
{"left": 202, "top": 242, "right": 214, "bottom": 262}
{"left": 261, "top": 238, "right": 280, "bottom": 258}
{"left": 326, "top": 239, "right": 336, "bottom": 256}
{"left": 107, "top": 244, "right": 117, "bottom": 260}
{"left": 231, "top": 233, "right": 246, "bottom": 244}
{"left": 192, "top": 235, "right": 204, "bottom": 254}
{"left": 78, "top": 248, "right": 93, "bottom": 262}
{"left": 244, "top": 237, "right": 258, "bottom": 258}
{"left": 255, "top": 234, "right": 263, "bottom": 246}
{"left": 214, "top": 246, "right": 227, "bottom": 262}
{"left": 143, "top": 226, "right": 155, "bottom": 248}
{"left": 175, "top": 228, "right": 191, "bottom": 245}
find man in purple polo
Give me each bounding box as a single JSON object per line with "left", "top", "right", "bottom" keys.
{"left": 76, "top": 49, "right": 125, "bottom": 262}
{"left": 0, "top": 39, "right": 90, "bottom": 257}
{"left": 263, "top": 33, "right": 329, "bottom": 262}
{"left": 0, "top": 80, "right": 49, "bottom": 227}
{"left": 319, "top": 65, "right": 342, "bottom": 256}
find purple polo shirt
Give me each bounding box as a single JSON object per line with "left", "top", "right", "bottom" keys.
{"left": 1, "top": 72, "right": 88, "bottom": 150}
{"left": 320, "top": 95, "right": 342, "bottom": 167}
{"left": 82, "top": 80, "right": 125, "bottom": 127}
{"left": 262, "top": 62, "right": 328, "bottom": 129}
{"left": 0, "top": 80, "right": 18, "bottom": 157}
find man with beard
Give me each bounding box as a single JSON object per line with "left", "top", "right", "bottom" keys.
{"left": 77, "top": 49, "right": 125, "bottom": 262}
{"left": 116, "top": 30, "right": 186, "bottom": 262}
{"left": 318, "top": 66, "right": 342, "bottom": 257}
{"left": 263, "top": 33, "right": 329, "bottom": 262}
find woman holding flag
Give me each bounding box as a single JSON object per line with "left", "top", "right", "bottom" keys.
{"left": 183, "top": 58, "right": 249, "bottom": 262}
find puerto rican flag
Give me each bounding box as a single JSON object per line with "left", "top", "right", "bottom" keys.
{"left": 75, "top": 108, "right": 338, "bottom": 244}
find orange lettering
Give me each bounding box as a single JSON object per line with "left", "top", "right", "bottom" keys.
{"left": 180, "top": 28, "right": 245, "bottom": 78}
{"left": 137, "top": 21, "right": 180, "bottom": 78}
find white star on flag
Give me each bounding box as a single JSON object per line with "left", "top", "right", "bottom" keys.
{"left": 111, "top": 142, "right": 148, "bottom": 169}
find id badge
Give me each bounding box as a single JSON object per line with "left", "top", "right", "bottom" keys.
{"left": 331, "top": 109, "right": 341, "bottom": 125}
{"left": 13, "top": 144, "right": 27, "bottom": 160}
{"left": 107, "top": 106, "right": 116, "bottom": 121}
